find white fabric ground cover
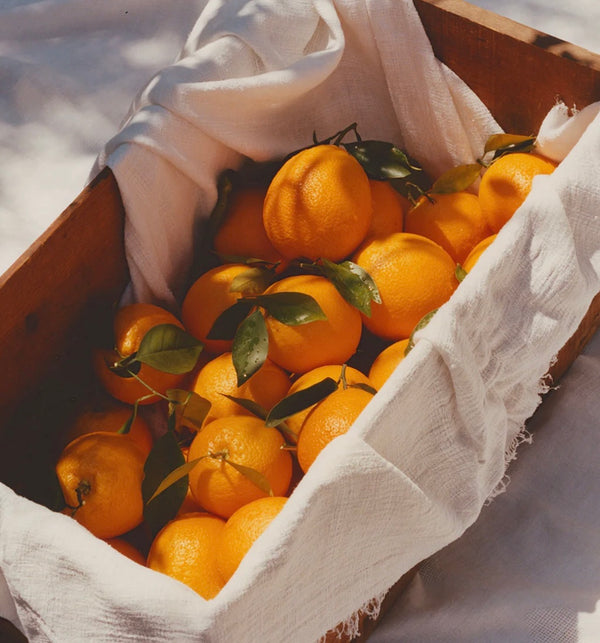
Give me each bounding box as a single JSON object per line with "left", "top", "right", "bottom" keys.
{"left": 2, "top": 0, "right": 600, "bottom": 641}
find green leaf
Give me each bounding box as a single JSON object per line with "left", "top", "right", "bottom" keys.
{"left": 146, "top": 456, "right": 206, "bottom": 504}
{"left": 167, "top": 388, "right": 212, "bottom": 431}
{"left": 204, "top": 170, "right": 238, "bottom": 245}
{"left": 348, "top": 382, "right": 378, "bottom": 395}
{"left": 214, "top": 253, "right": 281, "bottom": 272}
{"left": 252, "top": 292, "right": 327, "bottom": 325}
{"left": 319, "top": 259, "right": 381, "bottom": 317}
{"left": 224, "top": 458, "right": 274, "bottom": 496}
{"left": 343, "top": 140, "right": 416, "bottom": 180}
{"left": 206, "top": 300, "right": 254, "bottom": 340}
{"left": 265, "top": 377, "right": 338, "bottom": 427}
{"left": 117, "top": 404, "right": 140, "bottom": 435}
{"left": 221, "top": 394, "right": 268, "bottom": 420}
{"left": 455, "top": 264, "right": 468, "bottom": 283}
{"left": 430, "top": 164, "right": 481, "bottom": 194}
{"left": 136, "top": 324, "right": 204, "bottom": 374}
{"left": 484, "top": 133, "right": 536, "bottom": 155}
{"left": 142, "top": 431, "right": 188, "bottom": 537}
{"left": 232, "top": 309, "right": 269, "bottom": 386}
{"left": 405, "top": 308, "right": 438, "bottom": 356}
{"left": 230, "top": 266, "right": 276, "bottom": 296}
{"left": 107, "top": 353, "right": 141, "bottom": 379}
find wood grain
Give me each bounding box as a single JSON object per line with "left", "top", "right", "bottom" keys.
{"left": 414, "top": 0, "right": 600, "bottom": 134}
{"left": 0, "top": 167, "right": 128, "bottom": 426}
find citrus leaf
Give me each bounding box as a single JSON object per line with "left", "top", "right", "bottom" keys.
{"left": 221, "top": 394, "right": 268, "bottom": 420}
{"left": 348, "top": 382, "right": 378, "bottom": 395}
{"left": 146, "top": 456, "right": 205, "bottom": 505}
{"left": 117, "top": 403, "right": 140, "bottom": 435}
{"left": 232, "top": 309, "right": 269, "bottom": 386}
{"left": 265, "top": 377, "right": 338, "bottom": 427}
{"left": 206, "top": 300, "right": 254, "bottom": 340}
{"left": 214, "top": 253, "right": 281, "bottom": 271}
{"left": 319, "top": 259, "right": 381, "bottom": 317}
{"left": 455, "top": 264, "right": 468, "bottom": 283}
{"left": 167, "top": 388, "right": 212, "bottom": 431}
{"left": 136, "top": 324, "right": 204, "bottom": 374}
{"left": 230, "top": 266, "right": 276, "bottom": 295}
{"left": 430, "top": 164, "right": 481, "bottom": 194}
{"left": 405, "top": 308, "right": 438, "bottom": 356}
{"left": 224, "top": 458, "right": 274, "bottom": 496}
{"left": 343, "top": 140, "right": 415, "bottom": 180}
{"left": 253, "top": 292, "right": 327, "bottom": 325}
{"left": 484, "top": 133, "right": 536, "bottom": 155}
{"left": 204, "top": 169, "right": 237, "bottom": 245}
{"left": 389, "top": 166, "right": 432, "bottom": 203}
{"left": 107, "top": 352, "right": 141, "bottom": 379}
{"left": 142, "top": 431, "right": 188, "bottom": 537}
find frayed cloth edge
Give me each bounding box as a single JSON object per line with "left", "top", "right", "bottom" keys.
{"left": 316, "top": 590, "right": 388, "bottom": 642}
{"left": 487, "top": 359, "right": 561, "bottom": 502}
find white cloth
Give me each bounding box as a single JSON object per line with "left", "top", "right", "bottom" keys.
{"left": 371, "top": 327, "right": 600, "bottom": 643}
{"left": 92, "top": 0, "right": 497, "bottom": 307}
{"left": 2, "top": 1, "right": 600, "bottom": 642}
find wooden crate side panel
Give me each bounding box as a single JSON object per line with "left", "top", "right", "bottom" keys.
{"left": 0, "top": 167, "right": 128, "bottom": 425}
{"left": 414, "top": 0, "right": 600, "bottom": 134}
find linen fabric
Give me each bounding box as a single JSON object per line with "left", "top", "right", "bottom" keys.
{"left": 2, "top": 1, "right": 600, "bottom": 641}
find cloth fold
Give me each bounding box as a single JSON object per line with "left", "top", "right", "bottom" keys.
{"left": 2, "top": 0, "right": 600, "bottom": 641}
{"left": 92, "top": 0, "right": 498, "bottom": 306}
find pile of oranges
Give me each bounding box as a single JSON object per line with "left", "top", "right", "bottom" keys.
{"left": 53, "top": 128, "right": 557, "bottom": 599}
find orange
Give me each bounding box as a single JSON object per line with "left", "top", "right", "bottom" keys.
{"left": 478, "top": 152, "right": 557, "bottom": 232}
{"left": 213, "top": 186, "right": 286, "bottom": 267}
{"left": 368, "top": 338, "right": 410, "bottom": 390}
{"left": 190, "top": 352, "right": 291, "bottom": 425}
{"left": 366, "top": 179, "right": 408, "bottom": 239}
{"left": 463, "top": 234, "right": 498, "bottom": 272}
{"left": 353, "top": 232, "right": 458, "bottom": 340}
{"left": 56, "top": 431, "right": 146, "bottom": 539}
{"left": 263, "top": 144, "right": 372, "bottom": 261}
{"left": 94, "top": 303, "right": 186, "bottom": 406}
{"left": 182, "top": 263, "right": 252, "bottom": 355}
{"left": 217, "top": 496, "right": 287, "bottom": 583}
{"left": 262, "top": 274, "right": 362, "bottom": 374}
{"left": 64, "top": 404, "right": 153, "bottom": 456}
{"left": 297, "top": 386, "right": 374, "bottom": 473}
{"left": 187, "top": 415, "right": 292, "bottom": 518}
{"left": 147, "top": 512, "right": 226, "bottom": 599}
{"left": 284, "top": 364, "right": 372, "bottom": 439}
{"left": 404, "top": 191, "right": 491, "bottom": 263}
{"left": 104, "top": 537, "right": 147, "bottom": 566}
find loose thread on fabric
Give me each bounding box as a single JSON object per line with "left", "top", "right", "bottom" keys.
{"left": 316, "top": 590, "right": 388, "bottom": 643}
{"left": 487, "top": 358, "right": 561, "bottom": 502}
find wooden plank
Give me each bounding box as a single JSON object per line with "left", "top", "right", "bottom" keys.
{"left": 0, "top": 167, "right": 128, "bottom": 426}
{"left": 414, "top": 0, "right": 600, "bottom": 134}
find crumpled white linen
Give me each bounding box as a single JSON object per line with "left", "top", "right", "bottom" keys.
{"left": 369, "top": 320, "right": 600, "bottom": 642}
{"left": 91, "top": 0, "right": 498, "bottom": 308}
{"left": 2, "top": 0, "right": 600, "bottom": 642}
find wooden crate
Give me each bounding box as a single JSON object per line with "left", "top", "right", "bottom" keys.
{"left": 1, "top": 1, "right": 600, "bottom": 640}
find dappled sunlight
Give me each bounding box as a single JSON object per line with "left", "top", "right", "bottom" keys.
{"left": 0, "top": 0, "right": 209, "bottom": 275}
